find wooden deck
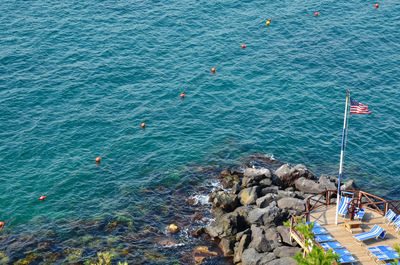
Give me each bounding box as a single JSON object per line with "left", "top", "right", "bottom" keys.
{"left": 309, "top": 205, "right": 400, "bottom": 265}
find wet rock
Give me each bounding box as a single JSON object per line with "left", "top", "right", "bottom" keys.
{"left": 168, "top": 224, "right": 179, "bottom": 233}
{"left": 206, "top": 212, "right": 245, "bottom": 238}
{"left": 341, "top": 179, "right": 357, "bottom": 190}
{"left": 193, "top": 246, "right": 218, "bottom": 257}
{"left": 238, "top": 186, "right": 260, "bottom": 205}
{"left": 185, "top": 197, "right": 197, "bottom": 206}
{"left": 192, "top": 227, "right": 205, "bottom": 237}
{"left": 273, "top": 246, "right": 301, "bottom": 258}
{"left": 249, "top": 225, "right": 271, "bottom": 253}
{"left": 219, "top": 237, "right": 235, "bottom": 256}
{"left": 275, "top": 164, "right": 313, "bottom": 188}
{"left": 264, "top": 257, "right": 297, "bottom": 265}
{"left": 230, "top": 183, "right": 241, "bottom": 194}
{"left": 155, "top": 237, "right": 180, "bottom": 247}
{"left": 143, "top": 250, "right": 167, "bottom": 262}
{"left": 242, "top": 168, "right": 271, "bottom": 187}
{"left": 233, "top": 233, "right": 251, "bottom": 263}
{"left": 276, "top": 226, "right": 297, "bottom": 247}
{"left": 0, "top": 251, "right": 9, "bottom": 264}
{"left": 211, "top": 205, "right": 227, "bottom": 220}
{"left": 256, "top": 193, "right": 277, "bottom": 208}
{"left": 295, "top": 177, "right": 325, "bottom": 194}
{"left": 209, "top": 190, "right": 239, "bottom": 212}
{"left": 318, "top": 174, "right": 336, "bottom": 190}
{"left": 277, "top": 197, "right": 305, "bottom": 213}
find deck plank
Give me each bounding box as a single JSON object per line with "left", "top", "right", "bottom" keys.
{"left": 309, "top": 205, "right": 400, "bottom": 265}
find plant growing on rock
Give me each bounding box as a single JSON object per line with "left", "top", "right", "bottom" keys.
{"left": 391, "top": 243, "right": 400, "bottom": 265}
{"left": 284, "top": 218, "right": 339, "bottom": 265}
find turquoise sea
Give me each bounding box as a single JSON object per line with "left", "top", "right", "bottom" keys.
{"left": 0, "top": 0, "right": 399, "bottom": 263}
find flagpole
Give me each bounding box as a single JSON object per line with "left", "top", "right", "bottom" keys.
{"left": 335, "top": 88, "right": 350, "bottom": 225}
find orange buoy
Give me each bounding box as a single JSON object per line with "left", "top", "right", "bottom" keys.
{"left": 39, "top": 195, "right": 47, "bottom": 200}
{"left": 268, "top": 18, "right": 271, "bottom": 22}
{"left": 0, "top": 221, "right": 4, "bottom": 227}
{"left": 211, "top": 68, "right": 216, "bottom": 73}
{"left": 241, "top": 44, "right": 246, "bottom": 48}
{"left": 180, "top": 92, "right": 186, "bottom": 98}
{"left": 141, "top": 123, "right": 146, "bottom": 128}
{"left": 95, "top": 157, "right": 101, "bottom": 163}
{"left": 375, "top": 3, "right": 379, "bottom": 8}
{"left": 314, "top": 12, "right": 320, "bottom": 16}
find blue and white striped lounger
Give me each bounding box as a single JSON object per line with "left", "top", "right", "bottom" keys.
{"left": 391, "top": 215, "right": 400, "bottom": 233}
{"left": 338, "top": 196, "right": 352, "bottom": 217}
{"left": 355, "top": 207, "right": 365, "bottom": 221}
{"left": 338, "top": 254, "right": 357, "bottom": 264}
{"left": 320, "top": 241, "right": 344, "bottom": 250}
{"left": 312, "top": 227, "right": 329, "bottom": 235}
{"left": 306, "top": 221, "right": 322, "bottom": 228}
{"left": 353, "top": 225, "right": 386, "bottom": 243}
{"left": 314, "top": 234, "right": 335, "bottom": 242}
{"left": 368, "top": 246, "right": 400, "bottom": 263}
{"left": 384, "top": 209, "right": 396, "bottom": 224}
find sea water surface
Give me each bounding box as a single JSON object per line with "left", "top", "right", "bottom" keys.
{"left": 0, "top": 0, "right": 399, "bottom": 263}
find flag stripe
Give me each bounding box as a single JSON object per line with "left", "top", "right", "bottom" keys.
{"left": 350, "top": 98, "right": 371, "bottom": 114}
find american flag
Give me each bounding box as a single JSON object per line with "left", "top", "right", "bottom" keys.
{"left": 350, "top": 98, "right": 371, "bottom": 114}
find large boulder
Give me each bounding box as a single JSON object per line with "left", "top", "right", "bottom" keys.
{"left": 248, "top": 205, "right": 281, "bottom": 226}
{"left": 234, "top": 205, "right": 256, "bottom": 225}
{"left": 219, "top": 236, "right": 235, "bottom": 257}
{"left": 276, "top": 225, "right": 297, "bottom": 247}
{"left": 206, "top": 212, "right": 245, "bottom": 238}
{"left": 294, "top": 177, "right": 325, "bottom": 194}
{"left": 239, "top": 186, "right": 261, "bottom": 205}
{"left": 264, "top": 227, "right": 282, "bottom": 249}
{"left": 277, "top": 197, "right": 305, "bottom": 213}
{"left": 273, "top": 246, "right": 301, "bottom": 258}
{"left": 274, "top": 164, "right": 313, "bottom": 188}
{"left": 261, "top": 186, "right": 279, "bottom": 195}
{"left": 241, "top": 248, "right": 276, "bottom": 265}
{"left": 341, "top": 179, "right": 357, "bottom": 191}
{"left": 256, "top": 193, "right": 277, "bottom": 208}
{"left": 209, "top": 190, "right": 239, "bottom": 212}
{"left": 233, "top": 233, "right": 251, "bottom": 263}
{"left": 249, "top": 225, "right": 271, "bottom": 253}
{"left": 318, "top": 175, "right": 336, "bottom": 190}
{"left": 277, "top": 190, "right": 296, "bottom": 199}
{"left": 265, "top": 257, "right": 297, "bottom": 265}
{"left": 242, "top": 168, "right": 271, "bottom": 188}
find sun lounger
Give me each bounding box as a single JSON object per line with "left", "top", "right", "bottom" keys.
{"left": 353, "top": 225, "right": 386, "bottom": 244}
{"left": 338, "top": 196, "right": 352, "bottom": 217}
{"left": 384, "top": 209, "right": 396, "bottom": 224}
{"left": 354, "top": 207, "right": 365, "bottom": 221}
{"left": 390, "top": 215, "right": 400, "bottom": 233}
{"left": 306, "top": 221, "right": 322, "bottom": 228}
{"left": 312, "top": 227, "right": 329, "bottom": 235}
{"left": 367, "top": 246, "right": 400, "bottom": 264}
{"left": 320, "top": 241, "right": 344, "bottom": 250}
{"left": 338, "top": 254, "right": 357, "bottom": 264}
{"left": 314, "top": 234, "right": 335, "bottom": 242}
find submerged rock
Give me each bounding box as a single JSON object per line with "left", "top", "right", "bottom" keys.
{"left": 168, "top": 224, "right": 179, "bottom": 234}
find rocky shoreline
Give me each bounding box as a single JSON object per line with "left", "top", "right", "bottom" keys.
{"left": 201, "top": 154, "right": 356, "bottom": 265}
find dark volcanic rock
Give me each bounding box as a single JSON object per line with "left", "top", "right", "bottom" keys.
{"left": 277, "top": 197, "right": 305, "bottom": 213}
{"left": 249, "top": 225, "right": 271, "bottom": 253}
{"left": 276, "top": 225, "right": 297, "bottom": 247}
{"left": 209, "top": 190, "right": 239, "bottom": 212}
{"left": 248, "top": 205, "right": 281, "bottom": 226}
{"left": 242, "top": 168, "right": 271, "bottom": 188}
{"left": 294, "top": 177, "right": 325, "bottom": 194}
{"left": 238, "top": 186, "right": 261, "bottom": 205}
{"left": 274, "top": 164, "right": 313, "bottom": 188}
{"left": 206, "top": 212, "right": 246, "bottom": 238}
{"left": 265, "top": 257, "right": 297, "bottom": 265}
{"left": 273, "top": 246, "right": 301, "bottom": 258}
{"left": 256, "top": 193, "right": 277, "bottom": 208}
{"left": 219, "top": 236, "right": 235, "bottom": 256}
{"left": 318, "top": 174, "right": 336, "bottom": 190}
{"left": 241, "top": 248, "right": 276, "bottom": 265}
